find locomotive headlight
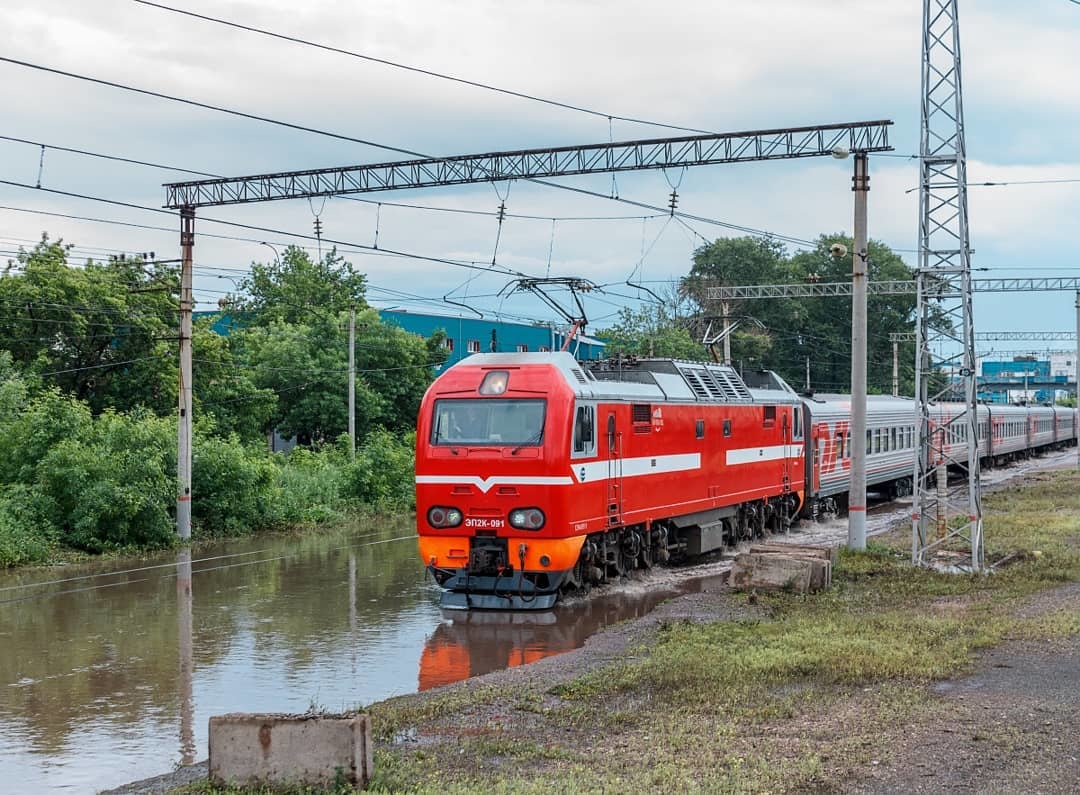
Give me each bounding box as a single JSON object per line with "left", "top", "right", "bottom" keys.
{"left": 508, "top": 507, "right": 545, "bottom": 530}
{"left": 479, "top": 370, "right": 509, "bottom": 395}
{"left": 427, "top": 506, "right": 463, "bottom": 528}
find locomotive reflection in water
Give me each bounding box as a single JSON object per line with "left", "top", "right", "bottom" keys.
{"left": 415, "top": 352, "right": 1078, "bottom": 610}
{"left": 418, "top": 577, "right": 714, "bottom": 690}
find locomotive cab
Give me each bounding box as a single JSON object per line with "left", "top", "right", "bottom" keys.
{"left": 416, "top": 353, "right": 586, "bottom": 609}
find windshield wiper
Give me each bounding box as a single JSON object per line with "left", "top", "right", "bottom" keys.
{"left": 511, "top": 430, "right": 544, "bottom": 455}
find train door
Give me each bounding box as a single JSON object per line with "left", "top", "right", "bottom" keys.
{"left": 787, "top": 404, "right": 804, "bottom": 494}
{"left": 780, "top": 410, "right": 791, "bottom": 494}
{"left": 605, "top": 411, "right": 623, "bottom": 525}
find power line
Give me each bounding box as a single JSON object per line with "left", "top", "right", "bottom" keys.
{"left": 31, "top": 354, "right": 170, "bottom": 378}
{"left": 0, "top": 181, "right": 704, "bottom": 325}
{"left": 131, "top": 0, "right": 713, "bottom": 136}
{"left": 0, "top": 179, "right": 528, "bottom": 278}
{"left": 0, "top": 55, "right": 423, "bottom": 160}
{"left": 0, "top": 133, "right": 217, "bottom": 178}
{"left": 0, "top": 205, "right": 562, "bottom": 324}
{"left": 971, "top": 177, "right": 1080, "bottom": 187}
{"left": 0, "top": 59, "right": 828, "bottom": 250}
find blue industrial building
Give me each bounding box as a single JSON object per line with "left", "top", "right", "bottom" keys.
{"left": 976, "top": 355, "right": 1075, "bottom": 404}
{"left": 195, "top": 308, "right": 606, "bottom": 365}
{"left": 378, "top": 309, "right": 606, "bottom": 366}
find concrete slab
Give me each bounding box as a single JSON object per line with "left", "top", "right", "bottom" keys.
{"left": 209, "top": 712, "right": 373, "bottom": 788}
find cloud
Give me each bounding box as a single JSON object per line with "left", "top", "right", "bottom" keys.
{"left": 1, "top": 0, "right": 1077, "bottom": 335}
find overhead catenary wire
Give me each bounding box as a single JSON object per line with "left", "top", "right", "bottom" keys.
{"left": 0, "top": 182, "right": 715, "bottom": 325}
{"left": 0, "top": 179, "right": 531, "bottom": 278}
{"left": 0, "top": 58, "right": 831, "bottom": 252}
{"left": 0, "top": 135, "right": 667, "bottom": 223}
{"left": 130, "top": 0, "right": 715, "bottom": 136}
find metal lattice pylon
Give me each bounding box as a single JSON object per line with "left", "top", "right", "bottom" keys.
{"left": 913, "top": 0, "right": 983, "bottom": 569}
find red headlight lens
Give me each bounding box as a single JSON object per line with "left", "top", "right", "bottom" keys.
{"left": 427, "top": 506, "right": 463, "bottom": 528}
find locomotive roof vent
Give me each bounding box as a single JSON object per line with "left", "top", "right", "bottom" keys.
{"left": 570, "top": 367, "right": 590, "bottom": 385}
{"left": 676, "top": 363, "right": 752, "bottom": 403}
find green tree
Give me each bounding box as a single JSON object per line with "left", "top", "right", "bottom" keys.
{"left": 35, "top": 408, "right": 176, "bottom": 552}
{"left": 223, "top": 247, "right": 447, "bottom": 444}
{"left": 0, "top": 236, "right": 177, "bottom": 414}
{"left": 682, "top": 237, "right": 791, "bottom": 366}
{"left": 230, "top": 245, "right": 368, "bottom": 326}
{"left": 236, "top": 310, "right": 446, "bottom": 445}
{"left": 595, "top": 304, "right": 708, "bottom": 360}
{"left": 785, "top": 235, "right": 917, "bottom": 394}
{"left": 192, "top": 320, "right": 277, "bottom": 443}
{"left": 237, "top": 316, "right": 377, "bottom": 445}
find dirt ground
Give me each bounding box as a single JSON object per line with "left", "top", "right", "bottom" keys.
{"left": 365, "top": 584, "right": 1079, "bottom": 794}
{"left": 849, "top": 584, "right": 1080, "bottom": 795}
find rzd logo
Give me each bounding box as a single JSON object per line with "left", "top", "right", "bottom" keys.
{"left": 819, "top": 421, "right": 851, "bottom": 473}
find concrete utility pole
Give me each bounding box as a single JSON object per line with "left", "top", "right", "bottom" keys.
{"left": 1075, "top": 291, "right": 1079, "bottom": 470}
{"left": 722, "top": 301, "right": 732, "bottom": 365}
{"left": 892, "top": 338, "right": 900, "bottom": 396}
{"left": 177, "top": 208, "right": 194, "bottom": 540}
{"left": 849, "top": 152, "right": 869, "bottom": 551}
{"left": 348, "top": 304, "right": 356, "bottom": 458}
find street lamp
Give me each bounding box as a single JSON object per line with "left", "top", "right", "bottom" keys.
{"left": 260, "top": 241, "right": 281, "bottom": 265}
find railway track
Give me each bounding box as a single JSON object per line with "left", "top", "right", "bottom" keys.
{"left": 577, "top": 447, "right": 1077, "bottom": 595}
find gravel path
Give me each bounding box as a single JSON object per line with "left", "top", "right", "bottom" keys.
{"left": 849, "top": 583, "right": 1080, "bottom": 794}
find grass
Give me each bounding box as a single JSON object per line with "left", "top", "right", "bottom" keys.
{"left": 183, "top": 469, "right": 1080, "bottom": 794}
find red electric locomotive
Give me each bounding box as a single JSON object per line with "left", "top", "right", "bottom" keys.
{"left": 415, "top": 352, "right": 805, "bottom": 609}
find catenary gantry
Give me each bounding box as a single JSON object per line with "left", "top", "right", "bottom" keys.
{"left": 163, "top": 121, "right": 892, "bottom": 209}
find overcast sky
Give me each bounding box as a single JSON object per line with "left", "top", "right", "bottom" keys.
{"left": 1, "top": 0, "right": 1078, "bottom": 356}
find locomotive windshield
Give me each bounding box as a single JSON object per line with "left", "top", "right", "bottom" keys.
{"left": 431, "top": 399, "right": 546, "bottom": 446}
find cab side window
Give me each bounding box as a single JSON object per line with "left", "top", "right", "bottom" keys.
{"left": 572, "top": 404, "right": 596, "bottom": 456}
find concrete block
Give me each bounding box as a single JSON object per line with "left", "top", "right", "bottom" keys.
{"left": 731, "top": 552, "right": 831, "bottom": 593}
{"left": 750, "top": 542, "right": 839, "bottom": 564}
{"left": 209, "top": 712, "right": 373, "bottom": 788}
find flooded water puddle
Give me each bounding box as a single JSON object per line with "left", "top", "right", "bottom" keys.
{"left": 0, "top": 521, "right": 710, "bottom": 792}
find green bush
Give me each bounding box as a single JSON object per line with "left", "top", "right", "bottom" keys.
{"left": 0, "top": 485, "right": 56, "bottom": 567}
{"left": 343, "top": 429, "right": 415, "bottom": 511}
{"left": 192, "top": 434, "right": 279, "bottom": 536}
{"left": 272, "top": 444, "right": 348, "bottom": 525}
{"left": 0, "top": 388, "right": 91, "bottom": 486}
{"left": 0, "top": 368, "right": 418, "bottom": 563}
{"left": 36, "top": 410, "right": 175, "bottom": 552}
